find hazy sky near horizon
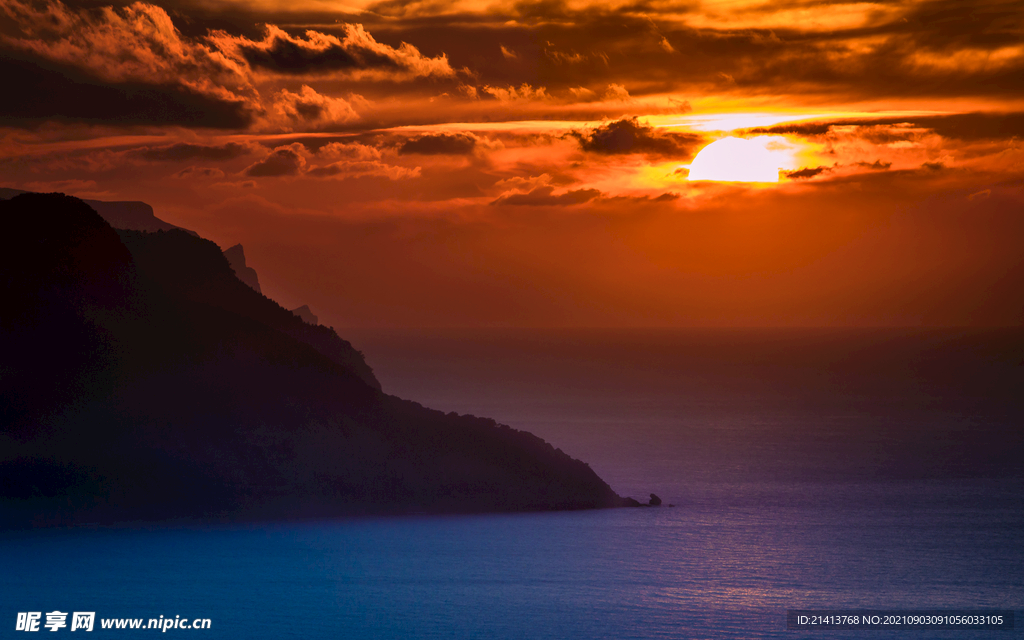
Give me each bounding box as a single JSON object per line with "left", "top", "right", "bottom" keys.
{"left": 2, "top": 0, "right": 1022, "bottom": 327}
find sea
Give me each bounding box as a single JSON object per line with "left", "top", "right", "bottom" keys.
{"left": 2, "top": 328, "right": 1022, "bottom": 639}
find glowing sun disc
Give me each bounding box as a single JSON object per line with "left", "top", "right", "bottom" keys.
{"left": 687, "top": 137, "right": 780, "bottom": 183}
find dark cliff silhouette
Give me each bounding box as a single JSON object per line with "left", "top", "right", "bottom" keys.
{"left": 0, "top": 193, "right": 626, "bottom": 526}
{"left": 222, "top": 243, "right": 262, "bottom": 293}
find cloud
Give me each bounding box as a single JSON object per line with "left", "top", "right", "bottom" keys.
{"left": 316, "top": 142, "right": 383, "bottom": 162}
{"left": 855, "top": 160, "right": 893, "bottom": 170}
{"left": 668, "top": 98, "right": 692, "bottom": 113}
{"left": 491, "top": 186, "right": 601, "bottom": 206}
{"left": 306, "top": 160, "right": 420, "bottom": 180}
{"left": 454, "top": 0, "right": 1024, "bottom": 102}
{"left": 481, "top": 84, "right": 548, "bottom": 101}
{"left": 0, "top": 0, "right": 452, "bottom": 131}
{"left": 174, "top": 166, "right": 226, "bottom": 179}
{"left": 604, "top": 83, "right": 631, "bottom": 101}
{"left": 746, "top": 122, "right": 930, "bottom": 147}
{"left": 134, "top": 143, "right": 252, "bottom": 162}
{"left": 399, "top": 133, "right": 477, "bottom": 155}
{"left": 569, "top": 86, "right": 597, "bottom": 101}
{"left": 750, "top": 113, "right": 1024, "bottom": 147}
{"left": 6, "top": 0, "right": 1024, "bottom": 140}
{"left": 0, "top": 53, "right": 252, "bottom": 128}
{"left": 213, "top": 24, "right": 455, "bottom": 80}
{"left": 545, "top": 48, "right": 589, "bottom": 65}
{"left": 912, "top": 112, "right": 1024, "bottom": 141}
{"left": 494, "top": 174, "right": 559, "bottom": 191}
{"left": 211, "top": 180, "right": 256, "bottom": 189}
{"left": 599, "top": 192, "right": 681, "bottom": 205}
{"left": 573, "top": 117, "right": 701, "bottom": 157}
{"left": 244, "top": 145, "right": 306, "bottom": 177}
{"left": 268, "top": 85, "right": 360, "bottom": 129}
{"left": 0, "top": 0, "right": 251, "bottom": 104}
{"left": 746, "top": 123, "right": 836, "bottom": 136}
{"left": 783, "top": 166, "right": 832, "bottom": 179}
{"left": 238, "top": 141, "right": 417, "bottom": 180}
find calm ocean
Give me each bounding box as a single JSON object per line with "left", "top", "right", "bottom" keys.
{"left": 3, "top": 329, "right": 1022, "bottom": 638}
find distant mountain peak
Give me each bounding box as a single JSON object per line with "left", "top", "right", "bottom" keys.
{"left": 0, "top": 187, "right": 196, "bottom": 235}
{"left": 291, "top": 305, "right": 318, "bottom": 325}
{"left": 86, "top": 199, "right": 196, "bottom": 235}
{"left": 222, "top": 243, "right": 262, "bottom": 294}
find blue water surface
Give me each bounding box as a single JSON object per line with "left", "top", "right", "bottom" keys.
{"left": 3, "top": 479, "right": 1022, "bottom": 639}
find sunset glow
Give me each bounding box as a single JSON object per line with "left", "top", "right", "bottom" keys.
{"left": 4, "top": 1, "right": 1023, "bottom": 635}
{"left": 0, "top": 0, "right": 1020, "bottom": 327}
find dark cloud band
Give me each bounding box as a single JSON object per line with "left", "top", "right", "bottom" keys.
{"left": 133, "top": 143, "right": 252, "bottom": 161}
{"left": 399, "top": 133, "right": 477, "bottom": 155}
{"left": 573, "top": 118, "right": 702, "bottom": 157}
{"left": 0, "top": 54, "right": 251, "bottom": 128}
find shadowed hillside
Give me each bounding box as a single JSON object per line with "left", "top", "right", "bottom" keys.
{"left": 0, "top": 193, "right": 625, "bottom": 526}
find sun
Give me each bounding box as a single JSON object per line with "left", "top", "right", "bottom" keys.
{"left": 687, "top": 137, "right": 781, "bottom": 183}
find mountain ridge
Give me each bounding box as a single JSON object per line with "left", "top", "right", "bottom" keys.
{"left": 0, "top": 192, "right": 628, "bottom": 526}
{"left": 0, "top": 187, "right": 196, "bottom": 235}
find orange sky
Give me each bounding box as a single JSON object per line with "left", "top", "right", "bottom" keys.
{"left": 2, "top": 0, "right": 1022, "bottom": 327}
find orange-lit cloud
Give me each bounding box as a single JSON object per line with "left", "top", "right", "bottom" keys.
{"left": 266, "top": 85, "right": 361, "bottom": 130}
{"left": 0, "top": 0, "right": 251, "bottom": 105}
